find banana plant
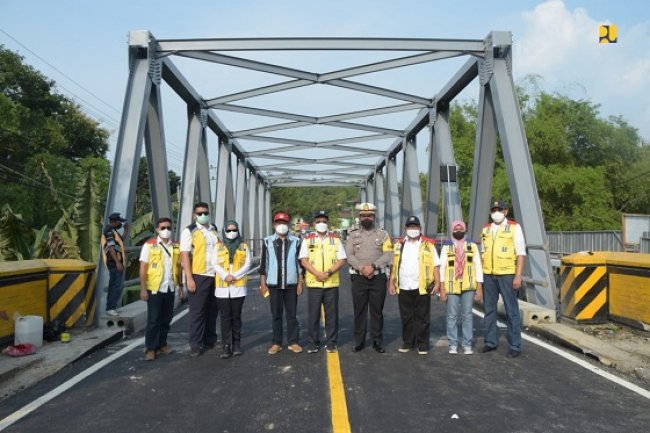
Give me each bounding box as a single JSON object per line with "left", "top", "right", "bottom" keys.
{"left": 0, "top": 204, "right": 32, "bottom": 261}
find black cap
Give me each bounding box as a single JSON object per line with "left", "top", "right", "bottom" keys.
{"left": 405, "top": 215, "right": 421, "bottom": 226}
{"left": 108, "top": 212, "right": 127, "bottom": 222}
{"left": 490, "top": 200, "right": 507, "bottom": 211}
{"left": 313, "top": 210, "right": 329, "bottom": 220}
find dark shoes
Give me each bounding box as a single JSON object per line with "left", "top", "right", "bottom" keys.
{"left": 326, "top": 345, "right": 338, "bottom": 353}
{"left": 190, "top": 347, "right": 204, "bottom": 357}
{"left": 508, "top": 350, "right": 521, "bottom": 358}
{"left": 352, "top": 343, "right": 365, "bottom": 352}
{"left": 372, "top": 342, "right": 386, "bottom": 353}
{"left": 307, "top": 344, "right": 320, "bottom": 354}
{"left": 481, "top": 345, "right": 497, "bottom": 353}
{"left": 233, "top": 346, "right": 243, "bottom": 356}
{"left": 220, "top": 345, "right": 233, "bottom": 359}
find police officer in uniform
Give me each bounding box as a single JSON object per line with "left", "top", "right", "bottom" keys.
{"left": 345, "top": 203, "right": 393, "bottom": 353}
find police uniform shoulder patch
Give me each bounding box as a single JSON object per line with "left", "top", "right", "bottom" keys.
{"left": 146, "top": 238, "right": 158, "bottom": 245}
{"left": 305, "top": 232, "right": 318, "bottom": 240}
{"left": 507, "top": 219, "right": 517, "bottom": 225}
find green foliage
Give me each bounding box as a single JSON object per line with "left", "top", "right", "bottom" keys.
{"left": 444, "top": 82, "right": 648, "bottom": 230}
{"left": 271, "top": 186, "right": 359, "bottom": 228}
{"left": 75, "top": 164, "right": 103, "bottom": 262}
{"left": 0, "top": 204, "right": 32, "bottom": 260}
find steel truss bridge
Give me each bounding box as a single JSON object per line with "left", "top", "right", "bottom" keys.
{"left": 99, "top": 31, "right": 556, "bottom": 317}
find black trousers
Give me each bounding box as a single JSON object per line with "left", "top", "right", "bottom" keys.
{"left": 397, "top": 289, "right": 431, "bottom": 350}
{"left": 351, "top": 274, "right": 387, "bottom": 346}
{"left": 216, "top": 296, "right": 245, "bottom": 348}
{"left": 145, "top": 290, "right": 175, "bottom": 351}
{"left": 269, "top": 286, "right": 299, "bottom": 345}
{"left": 188, "top": 274, "right": 219, "bottom": 350}
{"left": 307, "top": 287, "right": 339, "bottom": 347}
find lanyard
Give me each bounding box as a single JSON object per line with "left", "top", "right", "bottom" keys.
{"left": 159, "top": 243, "right": 171, "bottom": 257}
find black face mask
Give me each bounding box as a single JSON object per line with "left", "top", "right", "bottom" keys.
{"left": 116, "top": 222, "right": 123, "bottom": 229}
{"left": 360, "top": 218, "right": 374, "bottom": 229}
{"left": 452, "top": 231, "right": 465, "bottom": 240}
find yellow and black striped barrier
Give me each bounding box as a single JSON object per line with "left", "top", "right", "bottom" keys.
{"left": 43, "top": 260, "right": 97, "bottom": 329}
{"left": 606, "top": 253, "right": 650, "bottom": 329}
{"left": 559, "top": 252, "right": 609, "bottom": 323}
{"left": 0, "top": 260, "right": 49, "bottom": 343}
{"left": 0, "top": 259, "right": 97, "bottom": 344}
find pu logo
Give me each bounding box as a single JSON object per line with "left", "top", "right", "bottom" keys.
{"left": 599, "top": 24, "right": 617, "bottom": 43}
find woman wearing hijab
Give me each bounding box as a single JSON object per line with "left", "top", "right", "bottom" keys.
{"left": 439, "top": 220, "right": 483, "bottom": 355}
{"left": 213, "top": 220, "right": 251, "bottom": 359}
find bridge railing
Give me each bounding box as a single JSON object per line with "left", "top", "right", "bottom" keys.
{"left": 546, "top": 231, "right": 624, "bottom": 255}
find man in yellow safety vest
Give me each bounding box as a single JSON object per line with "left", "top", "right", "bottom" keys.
{"left": 480, "top": 200, "right": 526, "bottom": 358}
{"left": 299, "top": 210, "right": 347, "bottom": 354}
{"left": 139, "top": 217, "right": 184, "bottom": 361}
{"left": 180, "top": 202, "right": 220, "bottom": 357}
{"left": 389, "top": 216, "right": 440, "bottom": 355}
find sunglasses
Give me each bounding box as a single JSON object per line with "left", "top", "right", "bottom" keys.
{"left": 225, "top": 229, "right": 238, "bottom": 233}
{"left": 195, "top": 211, "right": 209, "bottom": 216}
{"left": 159, "top": 226, "right": 172, "bottom": 230}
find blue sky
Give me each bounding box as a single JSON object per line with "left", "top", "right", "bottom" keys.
{"left": 1, "top": 0, "right": 649, "bottom": 176}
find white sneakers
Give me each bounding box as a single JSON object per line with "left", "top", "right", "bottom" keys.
{"left": 106, "top": 309, "right": 119, "bottom": 317}
{"left": 449, "top": 346, "right": 473, "bottom": 355}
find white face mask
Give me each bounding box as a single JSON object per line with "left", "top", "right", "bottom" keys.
{"left": 491, "top": 211, "right": 506, "bottom": 224}
{"left": 158, "top": 229, "right": 172, "bottom": 239}
{"left": 406, "top": 229, "right": 420, "bottom": 239}
{"left": 225, "top": 231, "right": 238, "bottom": 240}
{"left": 315, "top": 222, "right": 328, "bottom": 233}
{"left": 275, "top": 224, "right": 289, "bottom": 235}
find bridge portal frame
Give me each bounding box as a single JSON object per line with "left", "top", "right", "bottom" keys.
{"left": 97, "top": 31, "right": 556, "bottom": 322}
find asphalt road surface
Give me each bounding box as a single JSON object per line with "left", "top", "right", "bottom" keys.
{"left": 1, "top": 270, "right": 649, "bottom": 433}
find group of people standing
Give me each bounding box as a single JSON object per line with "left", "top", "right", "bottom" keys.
{"left": 104, "top": 198, "right": 526, "bottom": 361}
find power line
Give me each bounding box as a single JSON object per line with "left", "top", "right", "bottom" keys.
{"left": 0, "top": 29, "right": 188, "bottom": 172}
{"left": 0, "top": 27, "right": 122, "bottom": 116}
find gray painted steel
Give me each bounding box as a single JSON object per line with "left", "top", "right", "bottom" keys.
{"left": 424, "top": 124, "right": 441, "bottom": 237}
{"left": 143, "top": 85, "right": 172, "bottom": 224}
{"left": 488, "top": 53, "right": 556, "bottom": 309}
{"left": 97, "top": 47, "right": 152, "bottom": 320}
{"left": 374, "top": 171, "right": 386, "bottom": 230}
{"left": 401, "top": 136, "right": 423, "bottom": 227}
{"left": 385, "top": 157, "right": 400, "bottom": 237}
{"left": 433, "top": 108, "right": 463, "bottom": 233}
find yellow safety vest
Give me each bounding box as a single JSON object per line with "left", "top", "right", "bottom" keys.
{"left": 215, "top": 241, "right": 250, "bottom": 287}
{"left": 481, "top": 221, "right": 517, "bottom": 275}
{"left": 441, "top": 241, "right": 478, "bottom": 294}
{"left": 144, "top": 239, "right": 181, "bottom": 293}
{"left": 101, "top": 227, "right": 126, "bottom": 268}
{"left": 391, "top": 236, "right": 437, "bottom": 295}
{"left": 188, "top": 223, "right": 219, "bottom": 275}
{"left": 304, "top": 233, "right": 341, "bottom": 288}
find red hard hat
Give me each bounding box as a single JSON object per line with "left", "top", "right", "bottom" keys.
{"left": 273, "top": 212, "right": 290, "bottom": 222}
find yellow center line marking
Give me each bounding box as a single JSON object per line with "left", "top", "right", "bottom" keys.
{"left": 327, "top": 351, "right": 351, "bottom": 433}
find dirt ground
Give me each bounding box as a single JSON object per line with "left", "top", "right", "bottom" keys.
{"left": 578, "top": 322, "right": 650, "bottom": 361}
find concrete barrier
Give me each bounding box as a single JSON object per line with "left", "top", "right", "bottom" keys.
{"left": 101, "top": 300, "right": 147, "bottom": 335}
{"left": 497, "top": 300, "right": 557, "bottom": 326}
